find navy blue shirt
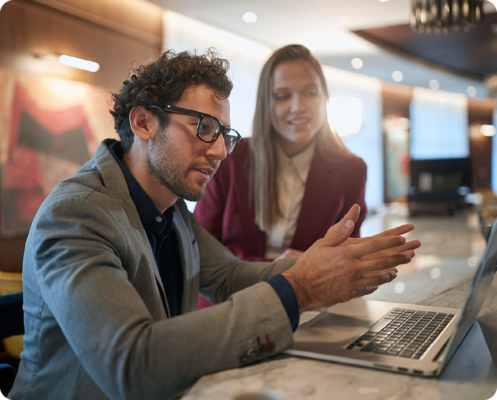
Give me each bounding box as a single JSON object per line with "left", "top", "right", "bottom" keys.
{"left": 110, "top": 141, "right": 299, "bottom": 330}
{"left": 110, "top": 142, "right": 183, "bottom": 316}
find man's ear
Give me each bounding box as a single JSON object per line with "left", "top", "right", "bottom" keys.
{"left": 129, "top": 106, "right": 155, "bottom": 141}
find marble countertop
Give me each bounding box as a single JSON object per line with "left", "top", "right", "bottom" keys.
{"left": 184, "top": 207, "right": 497, "bottom": 400}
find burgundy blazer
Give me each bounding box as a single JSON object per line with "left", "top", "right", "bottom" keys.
{"left": 194, "top": 138, "right": 368, "bottom": 261}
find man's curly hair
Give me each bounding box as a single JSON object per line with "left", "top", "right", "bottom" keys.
{"left": 110, "top": 49, "right": 233, "bottom": 152}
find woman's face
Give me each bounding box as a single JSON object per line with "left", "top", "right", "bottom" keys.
{"left": 270, "top": 59, "right": 327, "bottom": 154}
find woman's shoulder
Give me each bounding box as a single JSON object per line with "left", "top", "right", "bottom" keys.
{"left": 318, "top": 152, "right": 367, "bottom": 174}
{"left": 342, "top": 155, "right": 367, "bottom": 172}
{"left": 337, "top": 156, "right": 367, "bottom": 181}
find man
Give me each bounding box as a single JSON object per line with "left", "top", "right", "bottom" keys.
{"left": 10, "top": 50, "right": 419, "bottom": 400}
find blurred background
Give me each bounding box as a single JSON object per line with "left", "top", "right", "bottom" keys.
{"left": 0, "top": 0, "right": 496, "bottom": 380}
{"left": 0, "top": 0, "right": 496, "bottom": 271}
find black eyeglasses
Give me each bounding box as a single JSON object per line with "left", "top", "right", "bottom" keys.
{"left": 149, "top": 105, "right": 242, "bottom": 155}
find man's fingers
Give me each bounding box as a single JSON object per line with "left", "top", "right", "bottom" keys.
{"left": 363, "top": 267, "right": 398, "bottom": 276}
{"left": 361, "top": 239, "right": 421, "bottom": 260}
{"left": 360, "top": 269, "right": 399, "bottom": 287}
{"left": 352, "top": 286, "right": 379, "bottom": 298}
{"left": 342, "top": 204, "right": 361, "bottom": 225}
{"left": 323, "top": 204, "right": 361, "bottom": 246}
{"left": 372, "top": 224, "right": 415, "bottom": 239}
{"left": 353, "top": 236, "right": 406, "bottom": 259}
{"left": 352, "top": 224, "right": 416, "bottom": 246}
{"left": 360, "top": 253, "right": 411, "bottom": 273}
{"left": 402, "top": 250, "right": 416, "bottom": 258}
{"left": 399, "top": 239, "right": 421, "bottom": 252}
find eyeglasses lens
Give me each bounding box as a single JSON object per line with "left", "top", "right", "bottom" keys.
{"left": 199, "top": 116, "right": 238, "bottom": 154}
{"left": 224, "top": 134, "right": 238, "bottom": 155}
{"left": 198, "top": 116, "right": 219, "bottom": 141}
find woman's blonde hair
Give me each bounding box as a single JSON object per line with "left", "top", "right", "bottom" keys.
{"left": 250, "top": 44, "right": 355, "bottom": 232}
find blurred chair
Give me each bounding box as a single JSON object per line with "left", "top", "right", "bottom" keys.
{"left": 0, "top": 292, "right": 24, "bottom": 342}
{"left": 408, "top": 157, "right": 472, "bottom": 216}
{"left": 0, "top": 292, "right": 24, "bottom": 396}
{"left": 0, "top": 363, "right": 15, "bottom": 397}
{"left": 0, "top": 273, "right": 24, "bottom": 397}
{"left": 0, "top": 272, "right": 22, "bottom": 295}
{"left": 0, "top": 272, "right": 23, "bottom": 359}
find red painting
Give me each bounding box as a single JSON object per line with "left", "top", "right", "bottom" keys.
{"left": 0, "top": 69, "right": 118, "bottom": 237}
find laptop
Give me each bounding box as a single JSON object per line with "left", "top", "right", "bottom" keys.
{"left": 285, "top": 220, "right": 497, "bottom": 377}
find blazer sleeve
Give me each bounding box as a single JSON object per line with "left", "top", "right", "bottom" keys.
{"left": 185, "top": 210, "right": 293, "bottom": 301}
{"left": 339, "top": 157, "right": 368, "bottom": 238}
{"left": 31, "top": 196, "right": 295, "bottom": 400}
{"left": 221, "top": 246, "right": 272, "bottom": 262}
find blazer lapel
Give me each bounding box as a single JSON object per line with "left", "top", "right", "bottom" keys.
{"left": 233, "top": 151, "right": 266, "bottom": 256}
{"left": 122, "top": 197, "right": 171, "bottom": 318}
{"left": 291, "top": 153, "right": 342, "bottom": 250}
{"left": 95, "top": 140, "right": 170, "bottom": 317}
{"left": 172, "top": 207, "right": 199, "bottom": 315}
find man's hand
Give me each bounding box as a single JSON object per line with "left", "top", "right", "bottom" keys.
{"left": 354, "top": 224, "right": 419, "bottom": 261}
{"left": 325, "top": 204, "right": 421, "bottom": 267}
{"left": 282, "top": 205, "right": 420, "bottom": 313}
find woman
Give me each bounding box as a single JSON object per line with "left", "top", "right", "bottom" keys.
{"left": 194, "top": 44, "right": 367, "bottom": 264}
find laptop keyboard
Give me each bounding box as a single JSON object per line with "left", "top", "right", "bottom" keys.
{"left": 347, "top": 309, "right": 455, "bottom": 359}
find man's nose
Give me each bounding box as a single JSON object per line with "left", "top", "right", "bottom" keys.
{"left": 206, "top": 133, "right": 227, "bottom": 161}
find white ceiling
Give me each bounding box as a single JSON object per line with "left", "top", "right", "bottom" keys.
{"left": 147, "top": 0, "right": 497, "bottom": 97}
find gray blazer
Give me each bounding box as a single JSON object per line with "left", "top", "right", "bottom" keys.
{"left": 10, "top": 139, "right": 295, "bottom": 400}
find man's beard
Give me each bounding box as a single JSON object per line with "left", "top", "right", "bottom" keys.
{"left": 147, "top": 129, "right": 214, "bottom": 202}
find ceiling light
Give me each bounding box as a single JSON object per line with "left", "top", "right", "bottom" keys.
{"left": 59, "top": 55, "right": 100, "bottom": 72}
{"left": 429, "top": 79, "right": 440, "bottom": 90}
{"left": 410, "top": 0, "right": 485, "bottom": 34}
{"left": 379, "top": 0, "right": 390, "bottom": 2}
{"left": 351, "top": 58, "right": 363, "bottom": 69}
{"left": 392, "top": 71, "right": 403, "bottom": 82}
{"left": 467, "top": 86, "right": 477, "bottom": 97}
{"left": 242, "top": 12, "right": 257, "bottom": 23}
{"left": 0, "top": 0, "right": 10, "bottom": 11}
{"left": 481, "top": 125, "right": 496, "bottom": 137}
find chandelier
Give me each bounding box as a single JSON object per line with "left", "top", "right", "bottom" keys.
{"left": 410, "top": 0, "right": 484, "bottom": 34}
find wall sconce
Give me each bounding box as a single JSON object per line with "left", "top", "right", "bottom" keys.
{"left": 58, "top": 55, "right": 100, "bottom": 72}
{"left": 480, "top": 124, "right": 496, "bottom": 137}
{"left": 327, "top": 97, "right": 363, "bottom": 137}
{"left": 34, "top": 53, "right": 100, "bottom": 73}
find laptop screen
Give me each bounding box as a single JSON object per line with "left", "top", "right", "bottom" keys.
{"left": 437, "top": 221, "right": 497, "bottom": 374}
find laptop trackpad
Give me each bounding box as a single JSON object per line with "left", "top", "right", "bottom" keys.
{"left": 310, "top": 312, "right": 371, "bottom": 333}
{"left": 295, "top": 312, "right": 372, "bottom": 343}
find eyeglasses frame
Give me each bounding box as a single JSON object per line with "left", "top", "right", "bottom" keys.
{"left": 149, "top": 105, "right": 241, "bottom": 155}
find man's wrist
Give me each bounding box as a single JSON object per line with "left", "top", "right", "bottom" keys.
{"left": 267, "top": 274, "right": 300, "bottom": 332}
{"left": 281, "top": 270, "right": 310, "bottom": 313}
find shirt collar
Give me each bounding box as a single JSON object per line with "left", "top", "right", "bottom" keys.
{"left": 109, "top": 141, "right": 175, "bottom": 236}
{"left": 276, "top": 140, "right": 316, "bottom": 183}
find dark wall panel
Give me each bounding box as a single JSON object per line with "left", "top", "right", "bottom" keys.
{"left": 468, "top": 98, "right": 495, "bottom": 190}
